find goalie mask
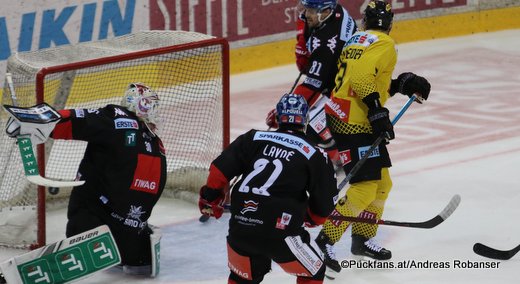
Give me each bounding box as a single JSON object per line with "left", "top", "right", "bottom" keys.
{"left": 275, "top": 93, "right": 309, "bottom": 130}
{"left": 121, "top": 83, "right": 160, "bottom": 125}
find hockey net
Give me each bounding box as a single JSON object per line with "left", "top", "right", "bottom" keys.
{"left": 0, "top": 30, "right": 229, "bottom": 249}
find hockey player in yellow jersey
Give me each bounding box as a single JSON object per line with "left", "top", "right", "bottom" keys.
{"left": 314, "top": 0, "right": 431, "bottom": 279}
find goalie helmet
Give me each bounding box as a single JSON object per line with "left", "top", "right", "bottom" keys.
{"left": 275, "top": 93, "right": 309, "bottom": 129}
{"left": 363, "top": 0, "right": 394, "bottom": 31}
{"left": 121, "top": 83, "right": 160, "bottom": 125}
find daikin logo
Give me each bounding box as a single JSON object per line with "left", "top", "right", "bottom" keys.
{"left": 0, "top": 0, "right": 135, "bottom": 60}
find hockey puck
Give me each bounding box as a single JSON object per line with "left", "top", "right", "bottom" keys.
{"left": 48, "top": 187, "right": 60, "bottom": 195}
{"left": 199, "top": 214, "right": 210, "bottom": 223}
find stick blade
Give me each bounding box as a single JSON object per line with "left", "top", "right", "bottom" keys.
{"left": 199, "top": 214, "right": 210, "bottom": 223}
{"left": 26, "top": 175, "right": 85, "bottom": 187}
{"left": 473, "top": 243, "right": 520, "bottom": 260}
{"left": 439, "top": 194, "right": 461, "bottom": 221}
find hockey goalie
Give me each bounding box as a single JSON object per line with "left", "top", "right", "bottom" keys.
{"left": 1, "top": 82, "right": 165, "bottom": 283}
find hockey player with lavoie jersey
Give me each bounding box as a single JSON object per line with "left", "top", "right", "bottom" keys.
{"left": 199, "top": 93, "right": 339, "bottom": 283}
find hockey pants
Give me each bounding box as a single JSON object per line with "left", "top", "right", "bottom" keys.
{"left": 321, "top": 167, "right": 392, "bottom": 243}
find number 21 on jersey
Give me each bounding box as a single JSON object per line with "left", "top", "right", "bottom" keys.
{"left": 238, "top": 158, "right": 283, "bottom": 196}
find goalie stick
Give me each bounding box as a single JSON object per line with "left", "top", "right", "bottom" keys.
{"left": 473, "top": 243, "right": 520, "bottom": 260}
{"left": 4, "top": 73, "right": 85, "bottom": 188}
{"left": 328, "top": 194, "right": 461, "bottom": 229}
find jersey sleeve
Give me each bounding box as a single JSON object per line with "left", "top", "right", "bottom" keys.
{"left": 306, "top": 148, "right": 337, "bottom": 225}
{"left": 51, "top": 107, "right": 117, "bottom": 144}
{"left": 209, "top": 130, "right": 255, "bottom": 187}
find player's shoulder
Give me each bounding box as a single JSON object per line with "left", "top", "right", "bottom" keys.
{"left": 103, "top": 104, "right": 137, "bottom": 118}
{"left": 346, "top": 30, "right": 394, "bottom": 48}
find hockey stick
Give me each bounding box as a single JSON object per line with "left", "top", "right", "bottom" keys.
{"left": 4, "top": 73, "right": 85, "bottom": 187}
{"left": 473, "top": 243, "right": 520, "bottom": 260}
{"left": 337, "top": 94, "right": 420, "bottom": 191}
{"left": 289, "top": 72, "right": 303, "bottom": 93}
{"left": 328, "top": 194, "right": 461, "bottom": 229}
{"left": 267, "top": 72, "right": 304, "bottom": 132}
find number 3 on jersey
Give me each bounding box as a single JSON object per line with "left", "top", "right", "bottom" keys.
{"left": 238, "top": 158, "right": 283, "bottom": 196}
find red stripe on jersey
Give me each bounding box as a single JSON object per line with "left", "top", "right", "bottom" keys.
{"left": 307, "top": 208, "right": 328, "bottom": 226}
{"left": 294, "top": 85, "right": 319, "bottom": 105}
{"left": 227, "top": 243, "right": 253, "bottom": 280}
{"left": 51, "top": 110, "right": 74, "bottom": 139}
{"left": 130, "top": 154, "right": 162, "bottom": 194}
{"left": 206, "top": 164, "right": 228, "bottom": 190}
{"left": 58, "top": 109, "right": 72, "bottom": 119}
{"left": 278, "top": 260, "right": 312, "bottom": 278}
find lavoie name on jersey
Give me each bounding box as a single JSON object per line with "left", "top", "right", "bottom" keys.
{"left": 254, "top": 132, "right": 315, "bottom": 159}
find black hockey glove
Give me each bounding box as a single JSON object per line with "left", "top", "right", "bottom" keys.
{"left": 390, "top": 72, "right": 431, "bottom": 103}
{"left": 199, "top": 186, "right": 225, "bottom": 219}
{"left": 363, "top": 93, "right": 395, "bottom": 141}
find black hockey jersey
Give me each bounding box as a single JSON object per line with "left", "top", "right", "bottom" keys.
{"left": 300, "top": 5, "right": 357, "bottom": 96}
{"left": 51, "top": 104, "right": 167, "bottom": 229}
{"left": 211, "top": 129, "right": 338, "bottom": 238}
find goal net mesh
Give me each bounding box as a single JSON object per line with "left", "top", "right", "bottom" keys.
{"left": 0, "top": 30, "right": 229, "bottom": 248}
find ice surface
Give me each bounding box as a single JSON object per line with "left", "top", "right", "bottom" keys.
{"left": 1, "top": 29, "right": 519, "bottom": 283}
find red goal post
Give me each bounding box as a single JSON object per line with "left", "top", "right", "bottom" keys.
{"left": 0, "top": 31, "right": 229, "bottom": 249}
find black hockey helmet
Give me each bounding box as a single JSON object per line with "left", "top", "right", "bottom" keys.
{"left": 300, "top": 0, "right": 337, "bottom": 12}
{"left": 363, "top": 0, "right": 394, "bottom": 31}
{"left": 275, "top": 93, "right": 309, "bottom": 129}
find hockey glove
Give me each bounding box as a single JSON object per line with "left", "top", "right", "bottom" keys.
{"left": 265, "top": 108, "right": 278, "bottom": 129}
{"left": 363, "top": 93, "right": 395, "bottom": 141}
{"left": 390, "top": 72, "right": 431, "bottom": 103}
{"left": 4, "top": 103, "right": 61, "bottom": 145}
{"left": 199, "top": 186, "right": 225, "bottom": 219}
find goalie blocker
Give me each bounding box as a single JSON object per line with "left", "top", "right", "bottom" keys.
{"left": 3, "top": 103, "right": 60, "bottom": 146}
{"left": 3, "top": 102, "right": 85, "bottom": 187}
{"left": 0, "top": 225, "right": 162, "bottom": 283}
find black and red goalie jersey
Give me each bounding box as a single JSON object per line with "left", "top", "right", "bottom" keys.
{"left": 51, "top": 104, "right": 167, "bottom": 227}
{"left": 208, "top": 129, "right": 338, "bottom": 238}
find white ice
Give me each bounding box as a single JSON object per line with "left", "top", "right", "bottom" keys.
{"left": 2, "top": 29, "right": 520, "bottom": 283}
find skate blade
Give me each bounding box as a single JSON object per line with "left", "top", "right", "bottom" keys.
{"left": 350, "top": 254, "right": 391, "bottom": 262}
{"left": 324, "top": 266, "right": 341, "bottom": 280}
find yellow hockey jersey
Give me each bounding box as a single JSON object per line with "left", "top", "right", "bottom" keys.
{"left": 325, "top": 30, "right": 397, "bottom": 134}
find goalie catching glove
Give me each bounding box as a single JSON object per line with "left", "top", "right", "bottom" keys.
{"left": 199, "top": 185, "right": 225, "bottom": 219}
{"left": 390, "top": 72, "right": 431, "bottom": 103}
{"left": 3, "top": 103, "right": 61, "bottom": 145}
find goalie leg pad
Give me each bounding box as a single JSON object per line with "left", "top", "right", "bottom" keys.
{"left": 149, "top": 225, "right": 162, "bottom": 277}
{"left": 0, "top": 225, "right": 121, "bottom": 284}
{"left": 121, "top": 225, "right": 162, "bottom": 277}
